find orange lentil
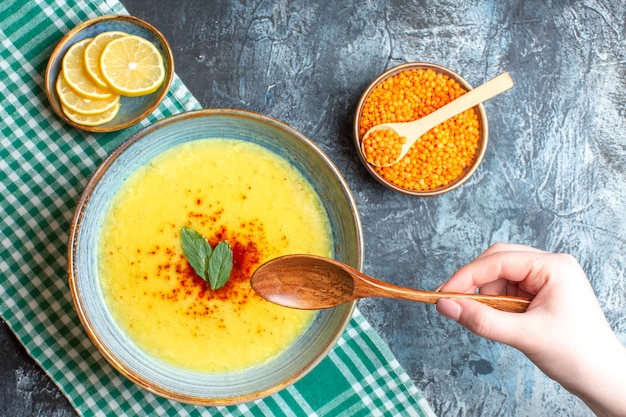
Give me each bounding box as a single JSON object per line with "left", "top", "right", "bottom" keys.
{"left": 358, "top": 68, "right": 480, "bottom": 192}
{"left": 363, "top": 128, "right": 406, "bottom": 166}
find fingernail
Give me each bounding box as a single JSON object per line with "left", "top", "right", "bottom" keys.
{"left": 436, "top": 298, "right": 462, "bottom": 321}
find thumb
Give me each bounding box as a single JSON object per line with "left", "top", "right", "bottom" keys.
{"left": 436, "top": 298, "right": 527, "bottom": 346}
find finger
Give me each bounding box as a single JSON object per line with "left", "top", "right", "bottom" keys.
{"left": 478, "top": 280, "right": 508, "bottom": 294}
{"left": 436, "top": 279, "right": 477, "bottom": 293}
{"left": 438, "top": 244, "right": 546, "bottom": 293}
{"left": 437, "top": 298, "right": 534, "bottom": 348}
{"left": 440, "top": 251, "right": 558, "bottom": 294}
{"left": 474, "top": 242, "right": 546, "bottom": 260}
{"left": 479, "top": 280, "right": 535, "bottom": 298}
{"left": 435, "top": 243, "right": 549, "bottom": 297}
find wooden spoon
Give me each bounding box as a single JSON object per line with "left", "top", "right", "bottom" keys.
{"left": 250, "top": 254, "right": 531, "bottom": 312}
{"left": 361, "top": 72, "right": 514, "bottom": 167}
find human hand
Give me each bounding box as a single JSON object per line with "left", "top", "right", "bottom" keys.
{"left": 436, "top": 243, "right": 626, "bottom": 417}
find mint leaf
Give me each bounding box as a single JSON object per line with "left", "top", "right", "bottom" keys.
{"left": 208, "top": 241, "right": 233, "bottom": 290}
{"left": 181, "top": 226, "right": 212, "bottom": 281}
{"left": 180, "top": 226, "right": 233, "bottom": 290}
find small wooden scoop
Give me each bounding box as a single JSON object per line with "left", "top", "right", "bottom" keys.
{"left": 361, "top": 72, "right": 514, "bottom": 167}
{"left": 250, "top": 254, "right": 531, "bottom": 312}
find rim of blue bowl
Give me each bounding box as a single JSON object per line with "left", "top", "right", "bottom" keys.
{"left": 67, "top": 108, "right": 364, "bottom": 405}
{"left": 45, "top": 14, "right": 174, "bottom": 133}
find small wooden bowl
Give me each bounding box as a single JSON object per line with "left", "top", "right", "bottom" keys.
{"left": 353, "top": 62, "right": 489, "bottom": 196}
{"left": 45, "top": 15, "right": 174, "bottom": 133}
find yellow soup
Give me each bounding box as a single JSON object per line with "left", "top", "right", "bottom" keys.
{"left": 98, "top": 139, "right": 332, "bottom": 372}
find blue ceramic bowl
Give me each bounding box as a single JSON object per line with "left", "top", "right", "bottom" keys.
{"left": 68, "top": 109, "right": 363, "bottom": 405}
{"left": 45, "top": 15, "right": 174, "bottom": 132}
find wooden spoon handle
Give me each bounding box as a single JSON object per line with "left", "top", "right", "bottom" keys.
{"left": 436, "top": 292, "right": 531, "bottom": 313}
{"left": 352, "top": 268, "right": 531, "bottom": 313}
{"left": 408, "top": 72, "right": 514, "bottom": 132}
{"left": 398, "top": 291, "right": 531, "bottom": 313}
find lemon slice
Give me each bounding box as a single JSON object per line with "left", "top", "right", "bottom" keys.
{"left": 56, "top": 72, "right": 120, "bottom": 115}
{"left": 62, "top": 38, "right": 115, "bottom": 100}
{"left": 62, "top": 101, "right": 120, "bottom": 126}
{"left": 100, "top": 35, "right": 165, "bottom": 96}
{"left": 84, "top": 31, "right": 128, "bottom": 87}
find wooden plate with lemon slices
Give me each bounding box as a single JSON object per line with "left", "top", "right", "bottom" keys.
{"left": 45, "top": 15, "right": 174, "bottom": 132}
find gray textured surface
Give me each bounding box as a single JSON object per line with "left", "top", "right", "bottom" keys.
{"left": 3, "top": 1, "right": 625, "bottom": 416}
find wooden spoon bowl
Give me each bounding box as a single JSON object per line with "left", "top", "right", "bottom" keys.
{"left": 251, "top": 254, "right": 531, "bottom": 313}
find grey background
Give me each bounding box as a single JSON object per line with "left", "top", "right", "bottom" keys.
{"left": 3, "top": 1, "right": 625, "bottom": 416}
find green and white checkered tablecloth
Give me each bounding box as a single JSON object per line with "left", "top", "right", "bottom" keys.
{"left": 0, "top": 1, "right": 436, "bottom": 415}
